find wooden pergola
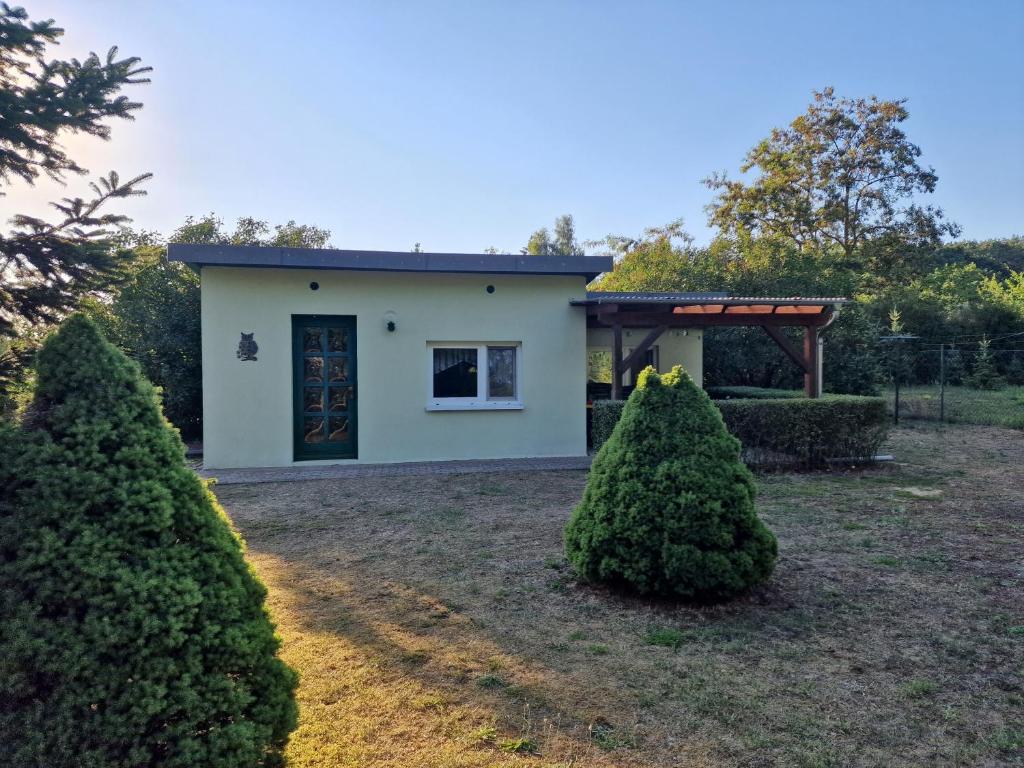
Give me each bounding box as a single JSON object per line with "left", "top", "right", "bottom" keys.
{"left": 572, "top": 292, "right": 847, "bottom": 399}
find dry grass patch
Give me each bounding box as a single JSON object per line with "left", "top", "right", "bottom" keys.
{"left": 217, "top": 423, "right": 1024, "bottom": 767}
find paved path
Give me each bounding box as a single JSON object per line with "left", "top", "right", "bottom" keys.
{"left": 199, "top": 455, "right": 593, "bottom": 485}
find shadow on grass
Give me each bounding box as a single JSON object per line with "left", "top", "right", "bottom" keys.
{"left": 244, "top": 544, "right": 713, "bottom": 767}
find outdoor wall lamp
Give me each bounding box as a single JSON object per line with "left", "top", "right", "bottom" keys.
{"left": 384, "top": 310, "right": 397, "bottom": 333}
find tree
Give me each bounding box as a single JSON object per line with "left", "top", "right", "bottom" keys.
{"left": 0, "top": 4, "right": 151, "bottom": 337}
{"left": 552, "top": 214, "right": 583, "bottom": 256}
{"left": 589, "top": 219, "right": 719, "bottom": 292}
{"left": 590, "top": 223, "right": 885, "bottom": 393}
{"left": 564, "top": 365, "right": 777, "bottom": 601}
{"left": 87, "top": 245, "right": 202, "bottom": 438}
{"left": 85, "top": 214, "right": 333, "bottom": 437}
{"left": 704, "top": 88, "right": 958, "bottom": 274}
{"left": 865, "top": 263, "right": 1024, "bottom": 382}
{"left": 0, "top": 315, "right": 298, "bottom": 767}
{"left": 524, "top": 214, "right": 583, "bottom": 255}
{"left": 930, "top": 237, "right": 1024, "bottom": 277}
{"left": 981, "top": 270, "right": 1024, "bottom": 316}
{"left": 271, "top": 220, "right": 331, "bottom": 249}
{"left": 0, "top": 325, "right": 47, "bottom": 417}
{"left": 819, "top": 304, "right": 884, "bottom": 394}
{"left": 524, "top": 227, "right": 552, "bottom": 255}
{"left": 965, "top": 336, "right": 1005, "bottom": 390}
{"left": 169, "top": 214, "right": 332, "bottom": 249}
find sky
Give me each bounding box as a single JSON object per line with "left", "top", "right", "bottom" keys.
{"left": 13, "top": 0, "right": 1024, "bottom": 253}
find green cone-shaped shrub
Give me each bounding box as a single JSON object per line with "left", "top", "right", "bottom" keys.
{"left": 565, "top": 365, "right": 777, "bottom": 601}
{"left": 0, "top": 316, "right": 297, "bottom": 767}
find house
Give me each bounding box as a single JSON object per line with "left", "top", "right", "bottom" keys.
{"left": 169, "top": 244, "right": 844, "bottom": 469}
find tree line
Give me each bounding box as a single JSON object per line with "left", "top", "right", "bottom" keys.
{"left": 581, "top": 89, "right": 1024, "bottom": 394}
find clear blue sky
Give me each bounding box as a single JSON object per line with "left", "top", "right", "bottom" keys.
{"left": 19, "top": 0, "right": 1024, "bottom": 252}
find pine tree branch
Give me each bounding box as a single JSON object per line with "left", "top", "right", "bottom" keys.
{"left": 1, "top": 171, "right": 151, "bottom": 334}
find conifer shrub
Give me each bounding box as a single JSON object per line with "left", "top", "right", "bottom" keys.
{"left": 566, "top": 366, "right": 777, "bottom": 601}
{"left": 0, "top": 315, "right": 297, "bottom": 768}
{"left": 964, "top": 338, "right": 1006, "bottom": 390}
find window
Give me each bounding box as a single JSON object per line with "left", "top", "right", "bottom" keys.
{"left": 433, "top": 348, "right": 478, "bottom": 397}
{"left": 428, "top": 343, "right": 522, "bottom": 410}
{"left": 487, "top": 346, "right": 516, "bottom": 400}
{"left": 644, "top": 345, "right": 659, "bottom": 371}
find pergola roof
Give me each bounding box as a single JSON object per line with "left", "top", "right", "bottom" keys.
{"left": 577, "top": 292, "right": 848, "bottom": 398}
{"left": 571, "top": 291, "right": 848, "bottom": 307}
{"left": 572, "top": 292, "right": 847, "bottom": 326}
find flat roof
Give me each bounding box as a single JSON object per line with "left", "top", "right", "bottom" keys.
{"left": 571, "top": 291, "right": 848, "bottom": 306}
{"left": 168, "top": 243, "right": 612, "bottom": 280}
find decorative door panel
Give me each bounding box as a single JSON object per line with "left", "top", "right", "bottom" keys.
{"left": 292, "top": 316, "right": 357, "bottom": 460}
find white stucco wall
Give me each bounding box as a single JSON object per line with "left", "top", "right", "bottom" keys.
{"left": 586, "top": 327, "right": 703, "bottom": 385}
{"left": 200, "top": 267, "right": 589, "bottom": 468}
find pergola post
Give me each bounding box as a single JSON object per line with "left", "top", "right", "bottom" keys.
{"left": 804, "top": 326, "right": 821, "bottom": 398}
{"left": 611, "top": 322, "right": 623, "bottom": 400}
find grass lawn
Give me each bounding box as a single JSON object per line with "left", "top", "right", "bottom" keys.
{"left": 887, "top": 385, "right": 1024, "bottom": 429}
{"left": 217, "top": 424, "right": 1024, "bottom": 767}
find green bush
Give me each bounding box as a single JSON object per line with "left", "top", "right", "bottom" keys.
{"left": 85, "top": 248, "right": 202, "bottom": 439}
{"left": 705, "top": 386, "right": 803, "bottom": 400}
{"left": 591, "top": 398, "right": 625, "bottom": 449}
{"left": 592, "top": 393, "right": 889, "bottom": 468}
{"left": 717, "top": 396, "right": 889, "bottom": 467}
{"left": 566, "top": 366, "right": 777, "bottom": 601}
{"left": 964, "top": 339, "right": 1006, "bottom": 391}
{"left": 0, "top": 316, "right": 297, "bottom": 767}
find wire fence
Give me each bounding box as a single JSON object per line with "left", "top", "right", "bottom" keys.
{"left": 884, "top": 345, "right": 1024, "bottom": 429}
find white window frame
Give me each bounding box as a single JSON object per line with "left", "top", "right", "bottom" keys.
{"left": 426, "top": 342, "right": 523, "bottom": 411}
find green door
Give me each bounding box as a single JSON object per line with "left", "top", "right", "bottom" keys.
{"left": 292, "top": 315, "right": 357, "bottom": 460}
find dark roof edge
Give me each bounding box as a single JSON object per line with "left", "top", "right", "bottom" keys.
{"left": 168, "top": 243, "right": 612, "bottom": 280}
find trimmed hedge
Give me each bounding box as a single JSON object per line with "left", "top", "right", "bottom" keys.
{"left": 592, "top": 395, "right": 889, "bottom": 468}
{"left": 591, "top": 397, "right": 625, "bottom": 450}
{"left": 566, "top": 366, "right": 776, "bottom": 601}
{"left": 719, "top": 396, "right": 889, "bottom": 467}
{"left": 705, "top": 386, "right": 803, "bottom": 400}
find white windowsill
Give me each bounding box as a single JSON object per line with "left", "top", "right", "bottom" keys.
{"left": 425, "top": 401, "right": 524, "bottom": 412}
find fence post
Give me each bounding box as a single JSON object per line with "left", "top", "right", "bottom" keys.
{"left": 894, "top": 373, "right": 900, "bottom": 425}
{"left": 939, "top": 343, "right": 945, "bottom": 423}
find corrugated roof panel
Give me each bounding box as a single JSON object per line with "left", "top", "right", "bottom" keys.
{"left": 572, "top": 291, "right": 848, "bottom": 306}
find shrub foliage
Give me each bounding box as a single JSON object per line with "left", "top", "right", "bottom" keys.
{"left": 717, "top": 395, "right": 889, "bottom": 467}
{"left": 703, "top": 385, "right": 803, "bottom": 400}
{"left": 0, "top": 316, "right": 297, "bottom": 767}
{"left": 592, "top": 393, "right": 889, "bottom": 468}
{"left": 566, "top": 366, "right": 777, "bottom": 601}
{"left": 87, "top": 248, "right": 203, "bottom": 439}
